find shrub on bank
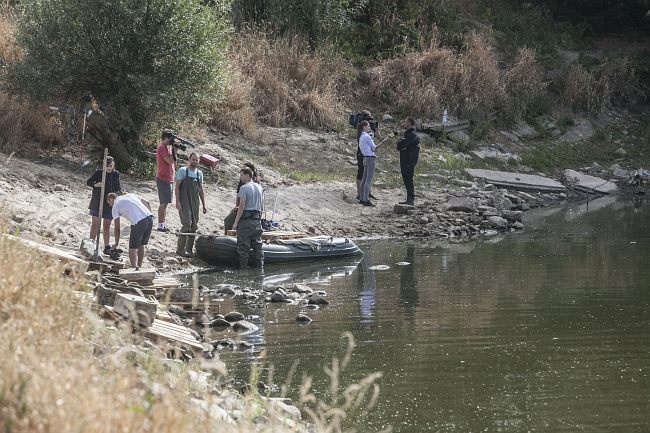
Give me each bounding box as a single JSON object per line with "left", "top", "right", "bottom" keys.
{"left": 367, "top": 32, "right": 546, "bottom": 122}
{"left": 563, "top": 56, "right": 647, "bottom": 114}
{"left": 211, "top": 34, "right": 353, "bottom": 130}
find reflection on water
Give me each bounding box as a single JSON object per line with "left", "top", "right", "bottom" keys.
{"left": 195, "top": 198, "right": 650, "bottom": 432}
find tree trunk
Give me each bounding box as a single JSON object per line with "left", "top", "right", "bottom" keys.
{"left": 85, "top": 110, "right": 142, "bottom": 166}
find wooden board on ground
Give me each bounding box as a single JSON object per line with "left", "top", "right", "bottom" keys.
{"left": 225, "top": 230, "right": 307, "bottom": 240}
{"left": 113, "top": 293, "right": 158, "bottom": 327}
{"left": 149, "top": 277, "right": 180, "bottom": 289}
{"left": 54, "top": 243, "right": 127, "bottom": 270}
{"left": 465, "top": 168, "right": 567, "bottom": 193}
{"left": 145, "top": 319, "right": 203, "bottom": 351}
{"left": 4, "top": 234, "right": 89, "bottom": 275}
{"left": 119, "top": 268, "right": 156, "bottom": 283}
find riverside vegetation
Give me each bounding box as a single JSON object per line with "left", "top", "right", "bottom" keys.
{"left": 0, "top": 1, "right": 649, "bottom": 431}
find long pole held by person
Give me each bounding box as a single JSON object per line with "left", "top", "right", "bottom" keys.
{"left": 91, "top": 148, "right": 109, "bottom": 262}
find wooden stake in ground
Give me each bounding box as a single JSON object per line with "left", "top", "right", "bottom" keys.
{"left": 92, "top": 148, "right": 109, "bottom": 262}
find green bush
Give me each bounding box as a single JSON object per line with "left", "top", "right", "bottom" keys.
{"left": 11, "top": 0, "right": 230, "bottom": 162}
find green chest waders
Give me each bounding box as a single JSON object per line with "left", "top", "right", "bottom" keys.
{"left": 176, "top": 171, "right": 202, "bottom": 255}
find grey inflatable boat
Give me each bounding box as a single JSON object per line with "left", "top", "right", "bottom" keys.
{"left": 195, "top": 235, "right": 363, "bottom": 266}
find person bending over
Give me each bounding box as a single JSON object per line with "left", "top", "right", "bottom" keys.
{"left": 107, "top": 193, "right": 153, "bottom": 269}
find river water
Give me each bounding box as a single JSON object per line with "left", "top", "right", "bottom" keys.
{"left": 191, "top": 196, "right": 650, "bottom": 432}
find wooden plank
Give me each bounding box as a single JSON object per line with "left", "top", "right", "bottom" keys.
{"left": 119, "top": 268, "right": 156, "bottom": 282}
{"left": 4, "top": 234, "right": 89, "bottom": 274}
{"left": 113, "top": 293, "right": 158, "bottom": 326}
{"left": 145, "top": 319, "right": 203, "bottom": 350}
{"left": 225, "top": 230, "right": 307, "bottom": 240}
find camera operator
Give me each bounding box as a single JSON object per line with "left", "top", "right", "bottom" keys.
{"left": 354, "top": 110, "right": 380, "bottom": 201}
{"left": 156, "top": 129, "right": 176, "bottom": 232}
{"left": 396, "top": 117, "right": 420, "bottom": 205}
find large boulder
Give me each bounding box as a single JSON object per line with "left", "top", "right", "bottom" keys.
{"left": 500, "top": 210, "right": 523, "bottom": 223}
{"left": 487, "top": 216, "right": 509, "bottom": 229}
{"left": 444, "top": 197, "right": 476, "bottom": 213}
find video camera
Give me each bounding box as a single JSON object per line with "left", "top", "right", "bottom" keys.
{"left": 167, "top": 132, "right": 196, "bottom": 152}
{"left": 348, "top": 111, "right": 379, "bottom": 133}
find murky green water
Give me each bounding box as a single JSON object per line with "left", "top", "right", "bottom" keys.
{"left": 192, "top": 196, "right": 650, "bottom": 432}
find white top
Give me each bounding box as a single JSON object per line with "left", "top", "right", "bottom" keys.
{"left": 358, "top": 132, "right": 376, "bottom": 157}
{"left": 111, "top": 194, "right": 152, "bottom": 225}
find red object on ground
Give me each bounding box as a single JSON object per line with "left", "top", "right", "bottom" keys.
{"left": 200, "top": 154, "right": 219, "bottom": 168}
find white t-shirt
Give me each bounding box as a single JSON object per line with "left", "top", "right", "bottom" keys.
{"left": 112, "top": 194, "right": 152, "bottom": 225}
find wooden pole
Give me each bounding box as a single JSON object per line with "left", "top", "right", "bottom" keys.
{"left": 92, "top": 148, "right": 109, "bottom": 261}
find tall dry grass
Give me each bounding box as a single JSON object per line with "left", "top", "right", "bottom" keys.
{"left": 563, "top": 56, "right": 646, "bottom": 113}
{"left": 0, "top": 92, "right": 61, "bottom": 155}
{"left": 209, "top": 33, "right": 353, "bottom": 131}
{"left": 0, "top": 225, "right": 386, "bottom": 432}
{"left": 0, "top": 10, "right": 21, "bottom": 65}
{"left": 367, "top": 32, "right": 546, "bottom": 121}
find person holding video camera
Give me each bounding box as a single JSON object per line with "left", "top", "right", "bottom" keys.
{"left": 354, "top": 110, "right": 380, "bottom": 201}
{"left": 396, "top": 117, "right": 420, "bottom": 205}
{"left": 156, "top": 129, "right": 176, "bottom": 232}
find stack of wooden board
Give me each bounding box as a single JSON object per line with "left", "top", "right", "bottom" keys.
{"left": 225, "top": 230, "right": 307, "bottom": 240}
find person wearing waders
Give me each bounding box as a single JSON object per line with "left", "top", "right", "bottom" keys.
{"left": 175, "top": 153, "right": 207, "bottom": 257}
{"left": 231, "top": 167, "right": 264, "bottom": 268}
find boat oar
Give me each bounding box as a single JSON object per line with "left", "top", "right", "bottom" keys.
{"left": 91, "top": 148, "right": 109, "bottom": 262}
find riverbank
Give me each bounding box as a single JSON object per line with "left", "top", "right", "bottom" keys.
{"left": 0, "top": 135, "right": 590, "bottom": 273}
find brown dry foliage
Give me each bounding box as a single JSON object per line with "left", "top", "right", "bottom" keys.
{"left": 0, "top": 92, "right": 61, "bottom": 155}
{"left": 368, "top": 32, "right": 546, "bottom": 121}
{"left": 0, "top": 11, "right": 21, "bottom": 65}
{"left": 501, "top": 48, "right": 547, "bottom": 120}
{"left": 209, "top": 34, "right": 353, "bottom": 131}
{"left": 563, "top": 56, "right": 646, "bottom": 113}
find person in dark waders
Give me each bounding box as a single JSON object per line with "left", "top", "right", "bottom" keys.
{"left": 175, "top": 153, "right": 207, "bottom": 257}
{"left": 231, "top": 167, "right": 264, "bottom": 269}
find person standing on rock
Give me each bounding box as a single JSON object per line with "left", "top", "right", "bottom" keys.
{"left": 86, "top": 156, "right": 121, "bottom": 255}
{"left": 231, "top": 167, "right": 264, "bottom": 268}
{"left": 107, "top": 192, "right": 153, "bottom": 269}
{"left": 396, "top": 117, "right": 420, "bottom": 205}
{"left": 174, "top": 153, "right": 207, "bottom": 257}
{"left": 358, "top": 120, "right": 386, "bottom": 207}
{"left": 156, "top": 129, "right": 176, "bottom": 232}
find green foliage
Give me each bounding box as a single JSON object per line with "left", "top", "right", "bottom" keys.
{"left": 12, "top": 0, "right": 230, "bottom": 152}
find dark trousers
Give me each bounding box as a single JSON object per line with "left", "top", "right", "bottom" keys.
{"left": 236, "top": 218, "right": 263, "bottom": 268}
{"left": 400, "top": 148, "right": 419, "bottom": 201}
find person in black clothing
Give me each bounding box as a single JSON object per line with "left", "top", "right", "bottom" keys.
{"left": 396, "top": 117, "right": 420, "bottom": 205}
{"left": 87, "top": 156, "right": 121, "bottom": 254}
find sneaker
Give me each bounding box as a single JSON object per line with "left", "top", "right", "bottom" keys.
{"left": 157, "top": 226, "right": 170, "bottom": 233}
{"left": 103, "top": 245, "right": 112, "bottom": 254}
{"left": 361, "top": 200, "right": 376, "bottom": 207}
{"left": 369, "top": 193, "right": 379, "bottom": 200}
